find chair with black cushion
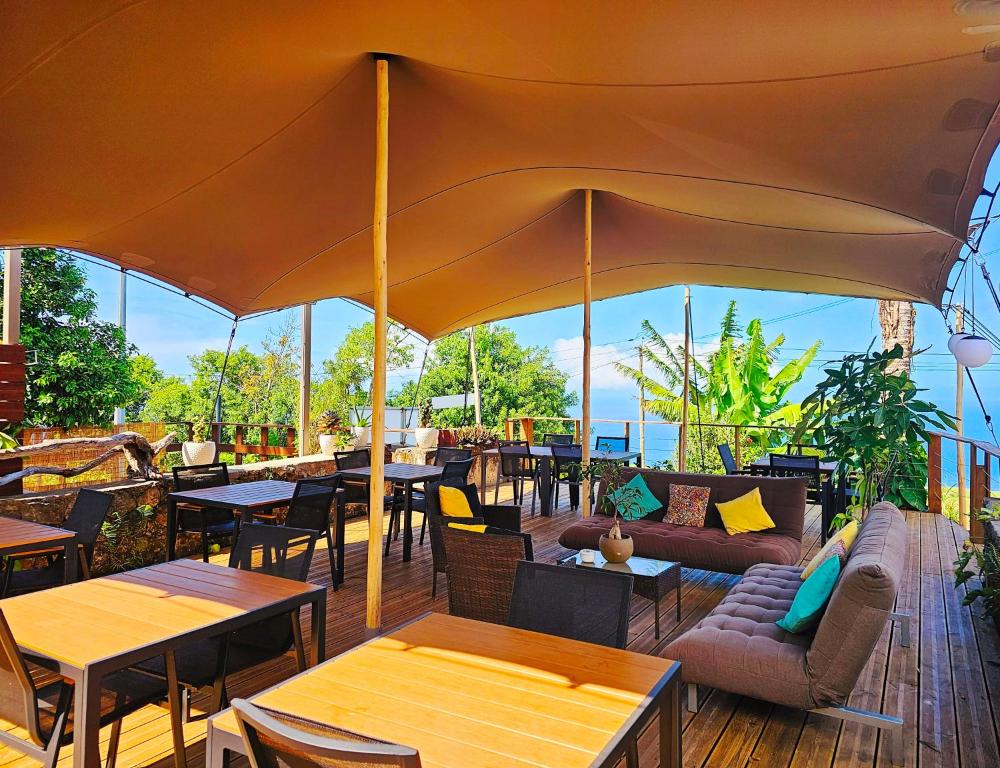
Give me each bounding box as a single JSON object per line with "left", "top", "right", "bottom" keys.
{"left": 494, "top": 440, "right": 537, "bottom": 510}
{"left": 440, "top": 524, "right": 532, "bottom": 624}
{"left": 132, "top": 524, "right": 318, "bottom": 715}
{"left": 0, "top": 608, "right": 178, "bottom": 768}
{"left": 416, "top": 457, "right": 475, "bottom": 545}
{"left": 424, "top": 479, "right": 523, "bottom": 597}
{"left": 172, "top": 463, "right": 235, "bottom": 562}
{"left": 434, "top": 447, "right": 473, "bottom": 465}
{"left": 550, "top": 443, "right": 583, "bottom": 511}
{"left": 231, "top": 698, "right": 422, "bottom": 768}
{"left": 1, "top": 488, "right": 113, "bottom": 598}
{"left": 542, "top": 433, "right": 574, "bottom": 446}
{"left": 717, "top": 443, "right": 752, "bottom": 476}
{"left": 334, "top": 449, "right": 401, "bottom": 523}
{"left": 508, "top": 561, "right": 633, "bottom": 649}
{"left": 285, "top": 475, "right": 345, "bottom": 588}
{"left": 595, "top": 435, "right": 629, "bottom": 452}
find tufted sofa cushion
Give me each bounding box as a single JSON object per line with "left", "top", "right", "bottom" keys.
{"left": 558, "top": 516, "right": 801, "bottom": 573}
{"left": 663, "top": 564, "right": 814, "bottom": 708}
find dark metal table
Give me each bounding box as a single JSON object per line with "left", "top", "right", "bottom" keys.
{"left": 337, "top": 462, "right": 443, "bottom": 562}
{"left": 560, "top": 550, "right": 681, "bottom": 639}
{"left": 749, "top": 457, "right": 838, "bottom": 475}
{"left": 0, "top": 516, "right": 78, "bottom": 587}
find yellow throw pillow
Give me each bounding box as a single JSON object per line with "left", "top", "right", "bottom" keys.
{"left": 447, "top": 522, "right": 487, "bottom": 533}
{"left": 801, "top": 520, "right": 859, "bottom": 580}
{"left": 439, "top": 485, "right": 474, "bottom": 517}
{"left": 716, "top": 487, "right": 776, "bottom": 536}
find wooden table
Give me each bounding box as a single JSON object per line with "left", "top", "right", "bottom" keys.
{"left": 337, "top": 463, "right": 443, "bottom": 562}
{"left": 207, "top": 612, "right": 681, "bottom": 768}
{"left": 2, "top": 558, "right": 326, "bottom": 768}
{"left": 166, "top": 479, "right": 298, "bottom": 561}
{"left": 480, "top": 447, "right": 642, "bottom": 515}
{"left": 0, "top": 516, "right": 78, "bottom": 586}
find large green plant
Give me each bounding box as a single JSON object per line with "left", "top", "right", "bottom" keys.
{"left": 792, "top": 344, "right": 954, "bottom": 516}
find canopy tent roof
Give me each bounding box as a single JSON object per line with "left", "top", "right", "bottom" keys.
{"left": 2, "top": 2, "right": 1000, "bottom": 339}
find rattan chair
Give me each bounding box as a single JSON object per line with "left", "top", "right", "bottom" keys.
{"left": 441, "top": 524, "right": 531, "bottom": 624}
{"left": 172, "top": 463, "right": 236, "bottom": 562}
{"left": 231, "top": 698, "right": 422, "bottom": 767}
{"left": 415, "top": 456, "right": 474, "bottom": 545}
{"left": 285, "top": 475, "right": 345, "bottom": 588}
{"left": 424, "top": 479, "right": 523, "bottom": 597}
{"left": 494, "top": 440, "right": 537, "bottom": 510}
{"left": 0, "top": 608, "right": 177, "bottom": 768}
{"left": 550, "top": 443, "right": 582, "bottom": 511}
{"left": 508, "top": 561, "right": 634, "bottom": 649}
{"left": 132, "top": 525, "right": 319, "bottom": 714}
{"left": 541, "top": 433, "right": 574, "bottom": 446}
{"left": 1, "top": 488, "right": 113, "bottom": 597}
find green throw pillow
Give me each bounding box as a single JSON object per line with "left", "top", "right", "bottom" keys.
{"left": 776, "top": 555, "right": 841, "bottom": 634}
{"left": 607, "top": 473, "right": 662, "bottom": 521}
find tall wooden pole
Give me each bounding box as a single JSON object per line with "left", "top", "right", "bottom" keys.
{"left": 469, "top": 326, "right": 482, "bottom": 425}
{"left": 638, "top": 345, "right": 646, "bottom": 466}
{"left": 581, "top": 190, "right": 593, "bottom": 515}
{"left": 366, "top": 56, "right": 389, "bottom": 633}
{"left": 298, "top": 303, "right": 312, "bottom": 457}
{"left": 679, "top": 286, "right": 691, "bottom": 472}
{"left": 114, "top": 268, "right": 127, "bottom": 425}
{"left": 3, "top": 248, "right": 21, "bottom": 345}
{"left": 955, "top": 305, "right": 967, "bottom": 529}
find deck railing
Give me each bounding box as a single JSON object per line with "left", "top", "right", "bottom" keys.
{"left": 165, "top": 421, "right": 297, "bottom": 465}
{"left": 928, "top": 431, "right": 999, "bottom": 543}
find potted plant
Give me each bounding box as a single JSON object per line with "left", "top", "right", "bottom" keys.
{"left": 350, "top": 408, "right": 371, "bottom": 447}
{"left": 182, "top": 416, "right": 216, "bottom": 466}
{"left": 955, "top": 505, "right": 1000, "bottom": 633}
{"left": 454, "top": 425, "right": 498, "bottom": 454}
{"left": 315, "top": 410, "right": 351, "bottom": 455}
{"left": 414, "top": 400, "right": 438, "bottom": 449}
{"left": 579, "top": 461, "right": 642, "bottom": 563}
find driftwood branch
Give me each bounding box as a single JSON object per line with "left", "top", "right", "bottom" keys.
{"left": 0, "top": 431, "right": 177, "bottom": 487}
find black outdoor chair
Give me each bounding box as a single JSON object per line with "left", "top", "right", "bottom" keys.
{"left": 768, "top": 454, "right": 824, "bottom": 501}
{"left": 434, "top": 447, "right": 473, "bottom": 465}
{"left": 132, "top": 524, "right": 319, "bottom": 715}
{"left": 416, "top": 456, "right": 475, "bottom": 545}
{"left": 0, "top": 608, "right": 177, "bottom": 768}
{"left": 508, "top": 561, "right": 634, "bottom": 649}
{"left": 424, "top": 479, "right": 523, "bottom": 597}
{"left": 334, "top": 449, "right": 401, "bottom": 518}
{"left": 827, "top": 469, "right": 861, "bottom": 544}
{"left": 595, "top": 435, "right": 629, "bottom": 452}
{"left": 440, "top": 524, "right": 532, "bottom": 625}
{"left": 551, "top": 443, "right": 583, "bottom": 511}
{"left": 542, "top": 433, "right": 574, "bottom": 446}
{"left": 285, "top": 475, "right": 345, "bottom": 588}
{"left": 1, "top": 488, "right": 113, "bottom": 597}
{"left": 494, "top": 440, "right": 538, "bottom": 511}
{"left": 172, "top": 463, "right": 236, "bottom": 562}
{"left": 231, "top": 698, "right": 423, "bottom": 768}
{"left": 717, "top": 443, "right": 752, "bottom": 476}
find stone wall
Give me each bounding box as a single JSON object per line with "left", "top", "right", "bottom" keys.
{"left": 0, "top": 454, "right": 339, "bottom": 576}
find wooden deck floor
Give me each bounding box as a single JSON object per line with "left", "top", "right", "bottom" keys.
{"left": 1, "top": 492, "right": 997, "bottom": 767}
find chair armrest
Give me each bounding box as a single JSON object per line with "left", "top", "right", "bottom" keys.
{"left": 481, "top": 504, "right": 522, "bottom": 532}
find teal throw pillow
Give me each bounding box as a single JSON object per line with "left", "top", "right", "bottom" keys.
{"left": 776, "top": 555, "right": 841, "bottom": 634}
{"left": 607, "top": 474, "right": 662, "bottom": 521}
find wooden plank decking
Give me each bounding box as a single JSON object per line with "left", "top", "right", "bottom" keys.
{"left": 1, "top": 491, "right": 996, "bottom": 767}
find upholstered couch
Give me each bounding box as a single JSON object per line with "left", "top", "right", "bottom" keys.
{"left": 664, "top": 503, "right": 908, "bottom": 749}
{"left": 558, "top": 469, "right": 807, "bottom": 573}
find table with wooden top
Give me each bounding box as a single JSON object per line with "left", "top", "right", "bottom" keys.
{"left": 207, "top": 612, "right": 681, "bottom": 768}
{"left": 1, "top": 558, "right": 326, "bottom": 768}
{"left": 337, "top": 462, "right": 443, "bottom": 562}
{"left": 166, "top": 479, "right": 299, "bottom": 561}
{"left": 480, "top": 446, "right": 643, "bottom": 515}
{"left": 0, "top": 516, "right": 78, "bottom": 586}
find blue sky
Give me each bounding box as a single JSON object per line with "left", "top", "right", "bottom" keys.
{"left": 78, "top": 156, "right": 1000, "bottom": 461}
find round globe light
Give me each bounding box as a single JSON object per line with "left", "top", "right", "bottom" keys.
{"left": 953, "top": 334, "right": 993, "bottom": 368}
{"left": 947, "top": 332, "right": 970, "bottom": 355}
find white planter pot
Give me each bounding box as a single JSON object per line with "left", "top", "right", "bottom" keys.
{"left": 182, "top": 441, "right": 217, "bottom": 466}
{"left": 318, "top": 434, "right": 338, "bottom": 456}
{"left": 351, "top": 426, "right": 371, "bottom": 447}
{"left": 414, "top": 427, "right": 439, "bottom": 449}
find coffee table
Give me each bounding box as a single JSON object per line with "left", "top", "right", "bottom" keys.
{"left": 560, "top": 551, "right": 681, "bottom": 639}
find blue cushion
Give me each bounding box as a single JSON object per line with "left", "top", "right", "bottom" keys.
{"left": 777, "top": 555, "right": 841, "bottom": 634}
{"left": 607, "top": 474, "right": 662, "bottom": 521}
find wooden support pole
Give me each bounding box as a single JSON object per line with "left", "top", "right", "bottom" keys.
{"left": 638, "top": 345, "right": 646, "bottom": 466}
{"left": 971, "top": 458, "right": 986, "bottom": 544}
{"left": 2, "top": 248, "right": 21, "bottom": 345}
{"left": 581, "top": 189, "right": 593, "bottom": 515}
{"left": 366, "top": 56, "right": 389, "bottom": 633}
{"left": 679, "top": 286, "right": 691, "bottom": 472}
{"left": 734, "top": 425, "right": 742, "bottom": 469}
{"left": 927, "top": 432, "right": 942, "bottom": 514}
{"left": 298, "top": 303, "right": 312, "bottom": 457}
{"left": 955, "top": 306, "right": 967, "bottom": 528}
{"left": 469, "top": 327, "right": 482, "bottom": 425}
{"left": 115, "top": 269, "right": 127, "bottom": 425}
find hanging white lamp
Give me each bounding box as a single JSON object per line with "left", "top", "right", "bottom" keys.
{"left": 952, "top": 334, "right": 993, "bottom": 368}
{"left": 947, "top": 332, "right": 970, "bottom": 355}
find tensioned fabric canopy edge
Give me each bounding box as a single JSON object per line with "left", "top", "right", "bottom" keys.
{"left": 2, "top": 2, "right": 1000, "bottom": 339}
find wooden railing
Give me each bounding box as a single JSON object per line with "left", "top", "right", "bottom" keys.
{"left": 166, "top": 421, "right": 297, "bottom": 465}
{"left": 928, "top": 431, "right": 998, "bottom": 543}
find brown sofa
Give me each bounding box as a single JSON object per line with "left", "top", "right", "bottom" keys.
{"left": 665, "top": 503, "right": 909, "bottom": 752}
{"left": 558, "top": 469, "right": 807, "bottom": 573}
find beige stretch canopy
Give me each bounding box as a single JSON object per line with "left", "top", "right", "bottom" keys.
{"left": 2, "top": 1, "right": 1000, "bottom": 338}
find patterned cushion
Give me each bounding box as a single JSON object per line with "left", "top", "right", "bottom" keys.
{"left": 665, "top": 484, "right": 711, "bottom": 527}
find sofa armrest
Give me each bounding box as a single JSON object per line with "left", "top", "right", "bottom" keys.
{"left": 482, "top": 504, "right": 521, "bottom": 532}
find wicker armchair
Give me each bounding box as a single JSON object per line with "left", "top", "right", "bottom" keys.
{"left": 440, "top": 524, "right": 531, "bottom": 624}
{"left": 424, "top": 479, "right": 523, "bottom": 597}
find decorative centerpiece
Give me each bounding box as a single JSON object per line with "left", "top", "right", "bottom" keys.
{"left": 315, "top": 410, "right": 352, "bottom": 455}
{"left": 181, "top": 415, "right": 216, "bottom": 466}
{"left": 581, "top": 461, "right": 641, "bottom": 564}
{"left": 414, "top": 400, "right": 439, "bottom": 449}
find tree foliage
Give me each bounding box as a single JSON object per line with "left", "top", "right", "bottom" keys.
{"left": 2, "top": 248, "right": 140, "bottom": 426}
{"left": 390, "top": 325, "right": 576, "bottom": 429}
